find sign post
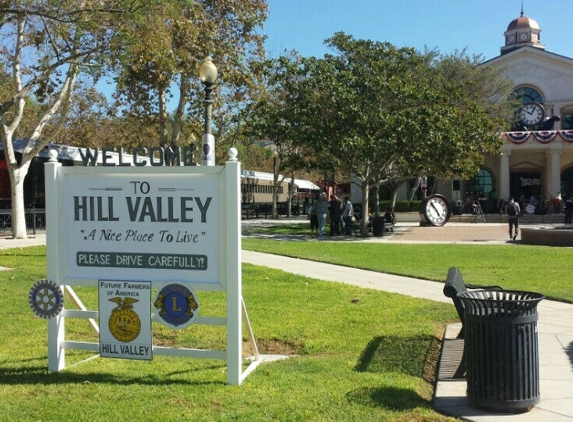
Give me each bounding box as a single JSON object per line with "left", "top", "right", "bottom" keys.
{"left": 44, "top": 148, "right": 256, "bottom": 385}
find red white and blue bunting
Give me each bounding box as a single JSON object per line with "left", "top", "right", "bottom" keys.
{"left": 504, "top": 131, "right": 530, "bottom": 144}
{"left": 532, "top": 131, "right": 559, "bottom": 144}
{"left": 504, "top": 130, "right": 573, "bottom": 144}
{"left": 559, "top": 130, "right": 573, "bottom": 143}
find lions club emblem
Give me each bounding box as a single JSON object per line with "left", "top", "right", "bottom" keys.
{"left": 154, "top": 283, "right": 199, "bottom": 329}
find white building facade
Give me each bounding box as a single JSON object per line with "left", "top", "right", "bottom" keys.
{"left": 441, "top": 11, "right": 573, "bottom": 213}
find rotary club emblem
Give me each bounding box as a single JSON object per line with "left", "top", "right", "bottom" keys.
{"left": 28, "top": 279, "right": 64, "bottom": 319}
{"left": 154, "top": 283, "right": 199, "bottom": 329}
{"left": 107, "top": 297, "right": 141, "bottom": 342}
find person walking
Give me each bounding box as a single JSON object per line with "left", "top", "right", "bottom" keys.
{"left": 565, "top": 194, "right": 573, "bottom": 224}
{"left": 328, "top": 195, "right": 342, "bottom": 236}
{"left": 314, "top": 192, "right": 329, "bottom": 240}
{"left": 342, "top": 196, "right": 354, "bottom": 236}
{"left": 507, "top": 196, "right": 521, "bottom": 241}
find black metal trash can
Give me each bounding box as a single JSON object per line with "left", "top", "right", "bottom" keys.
{"left": 457, "top": 290, "right": 544, "bottom": 413}
{"left": 372, "top": 216, "right": 384, "bottom": 237}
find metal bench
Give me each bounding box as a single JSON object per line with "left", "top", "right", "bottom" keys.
{"left": 443, "top": 267, "right": 503, "bottom": 378}
{"left": 443, "top": 267, "right": 504, "bottom": 338}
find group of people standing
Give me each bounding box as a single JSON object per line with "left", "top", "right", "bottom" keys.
{"left": 308, "top": 194, "right": 354, "bottom": 239}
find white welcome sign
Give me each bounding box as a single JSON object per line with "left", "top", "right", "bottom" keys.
{"left": 62, "top": 169, "right": 220, "bottom": 287}
{"left": 45, "top": 148, "right": 256, "bottom": 385}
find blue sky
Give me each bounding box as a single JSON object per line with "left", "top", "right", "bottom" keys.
{"left": 98, "top": 1, "right": 573, "bottom": 110}
{"left": 262, "top": 0, "right": 573, "bottom": 61}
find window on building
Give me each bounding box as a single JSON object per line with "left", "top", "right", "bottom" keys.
{"left": 510, "top": 87, "right": 544, "bottom": 129}
{"left": 466, "top": 168, "right": 493, "bottom": 196}
{"left": 512, "top": 87, "right": 543, "bottom": 105}
{"left": 561, "top": 107, "right": 573, "bottom": 130}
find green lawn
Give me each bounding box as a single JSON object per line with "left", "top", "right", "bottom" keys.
{"left": 243, "top": 237, "right": 573, "bottom": 303}
{"left": 2, "top": 231, "right": 569, "bottom": 421}
{"left": 0, "top": 246, "right": 457, "bottom": 421}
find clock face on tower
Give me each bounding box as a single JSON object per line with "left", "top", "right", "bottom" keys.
{"left": 520, "top": 102, "right": 544, "bottom": 126}
{"left": 519, "top": 32, "right": 528, "bottom": 42}
{"left": 508, "top": 34, "right": 515, "bottom": 44}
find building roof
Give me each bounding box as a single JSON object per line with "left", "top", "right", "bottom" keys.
{"left": 507, "top": 13, "right": 539, "bottom": 31}
{"left": 3, "top": 141, "right": 149, "bottom": 166}
{"left": 240, "top": 169, "right": 320, "bottom": 191}
{"left": 483, "top": 44, "right": 573, "bottom": 70}
{"left": 291, "top": 179, "right": 320, "bottom": 191}
{"left": 1, "top": 140, "right": 83, "bottom": 161}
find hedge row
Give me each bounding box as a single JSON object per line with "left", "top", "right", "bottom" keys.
{"left": 380, "top": 200, "right": 422, "bottom": 213}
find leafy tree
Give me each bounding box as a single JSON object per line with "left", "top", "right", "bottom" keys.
{"left": 261, "top": 33, "right": 512, "bottom": 236}
{"left": 0, "top": 1, "right": 147, "bottom": 238}
{"left": 245, "top": 54, "right": 319, "bottom": 217}
{"left": 111, "top": 0, "right": 268, "bottom": 160}
{"left": 56, "top": 82, "right": 123, "bottom": 148}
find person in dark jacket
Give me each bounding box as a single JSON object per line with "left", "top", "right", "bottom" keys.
{"left": 328, "top": 195, "right": 342, "bottom": 236}
{"left": 507, "top": 197, "right": 521, "bottom": 241}
{"left": 564, "top": 194, "right": 573, "bottom": 225}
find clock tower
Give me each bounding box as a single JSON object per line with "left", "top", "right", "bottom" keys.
{"left": 501, "top": 9, "right": 545, "bottom": 55}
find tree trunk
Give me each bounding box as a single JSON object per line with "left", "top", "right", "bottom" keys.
{"left": 391, "top": 183, "right": 400, "bottom": 209}
{"left": 158, "top": 87, "right": 169, "bottom": 146}
{"left": 373, "top": 186, "right": 380, "bottom": 216}
{"left": 9, "top": 166, "right": 28, "bottom": 239}
{"left": 171, "top": 76, "right": 190, "bottom": 147}
{"left": 409, "top": 177, "right": 421, "bottom": 201}
{"left": 360, "top": 181, "right": 370, "bottom": 237}
{"left": 287, "top": 170, "right": 295, "bottom": 218}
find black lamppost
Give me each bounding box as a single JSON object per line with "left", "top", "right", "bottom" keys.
{"left": 272, "top": 150, "right": 279, "bottom": 219}
{"left": 199, "top": 56, "right": 218, "bottom": 166}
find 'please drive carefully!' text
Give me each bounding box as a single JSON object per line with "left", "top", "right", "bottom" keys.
{"left": 77, "top": 252, "right": 207, "bottom": 270}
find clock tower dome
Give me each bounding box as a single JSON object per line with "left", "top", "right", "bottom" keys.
{"left": 501, "top": 9, "right": 545, "bottom": 55}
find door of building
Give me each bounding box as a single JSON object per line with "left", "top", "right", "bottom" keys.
{"left": 510, "top": 171, "right": 541, "bottom": 204}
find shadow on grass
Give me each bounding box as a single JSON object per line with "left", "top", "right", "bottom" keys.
{"left": 355, "top": 335, "right": 436, "bottom": 379}
{"left": 349, "top": 335, "right": 442, "bottom": 410}
{"left": 0, "top": 361, "right": 227, "bottom": 386}
{"left": 346, "top": 386, "right": 429, "bottom": 411}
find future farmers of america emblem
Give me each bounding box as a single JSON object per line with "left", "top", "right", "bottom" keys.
{"left": 154, "top": 283, "right": 199, "bottom": 329}
{"left": 107, "top": 297, "right": 141, "bottom": 342}
{"left": 28, "top": 279, "right": 64, "bottom": 319}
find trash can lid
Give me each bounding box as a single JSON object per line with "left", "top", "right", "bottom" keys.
{"left": 457, "top": 290, "right": 544, "bottom": 314}
{"left": 457, "top": 290, "right": 544, "bottom": 301}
